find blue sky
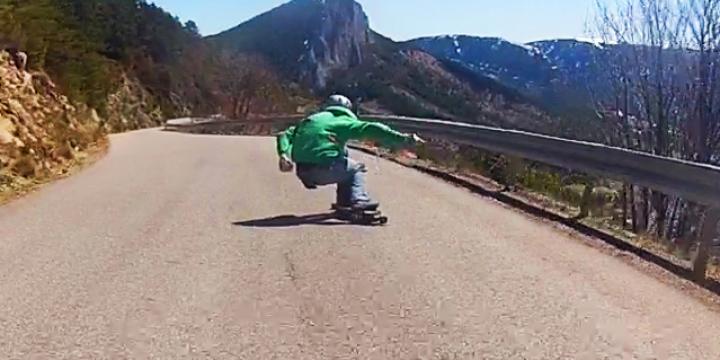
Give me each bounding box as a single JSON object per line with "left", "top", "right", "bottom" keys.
{"left": 151, "top": 0, "right": 597, "bottom": 43}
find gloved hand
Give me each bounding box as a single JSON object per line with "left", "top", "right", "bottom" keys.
{"left": 410, "top": 133, "right": 426, "bottom": 144}
{"left": 279, "top": 154, "right": 294, "bottom": 173}
{"left": 396, "top": 134, "right": 426, "bottom": 160}
{"left": 405, "top": 133, "right": 426, "bottom": 145}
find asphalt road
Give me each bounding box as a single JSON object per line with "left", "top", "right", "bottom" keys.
{"left": 1, "top": 129, "right": 719, "bottom": 359}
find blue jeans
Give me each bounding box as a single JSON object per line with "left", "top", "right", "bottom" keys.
{"left": 296, "top": 157, "right": 371, "bottom": 206}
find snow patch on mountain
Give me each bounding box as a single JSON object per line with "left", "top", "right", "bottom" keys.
{"left": 451, "top": 35, "right": 462, "bottom": 55}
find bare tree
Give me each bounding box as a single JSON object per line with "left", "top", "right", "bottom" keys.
{"left": 593, "top": 0, "right": 690, "bottom": 238}
{"left": 591, "top": 0, "right": 720, "bottom": 257}
{"left": 670, "top": 0, "right": 720, "bottom": 249}
{"left": 213, "top": 53, "right": 291, "bottom": 119}
{"left": 683, "top": 0, "right": 720, "bottom": 164}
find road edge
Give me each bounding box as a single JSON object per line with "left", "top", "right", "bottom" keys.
{"left": 0, "top": 139, "right": 109, "bottom": 206}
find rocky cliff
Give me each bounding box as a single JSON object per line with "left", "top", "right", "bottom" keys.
{"left": 209, "top": 0, "right": 371, "bottom": 90}
{"left": 301, "top": 0, "right": 370, "bottom": 88}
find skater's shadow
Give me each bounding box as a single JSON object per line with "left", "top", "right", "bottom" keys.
{"left": 234, "top": 212, "right": 347, "bottom": 228}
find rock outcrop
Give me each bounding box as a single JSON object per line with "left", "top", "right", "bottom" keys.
{"left": 0, "top": 51, "right": 103, "bottom": 185}
{"left": 104, "top": 75, "right": 164, "bottom": 133}
{"left": 300, "top": 0, "right": 370, "bottom": 88}
{"left": 210, "top": 0, "right": 372, "bottom": 90}
{"left": 13, "top": 51, "right": 27, "bottom": 71}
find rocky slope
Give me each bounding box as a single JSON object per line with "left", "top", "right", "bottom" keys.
{"left": 0, "top": 0, "right": 315, "bottom": 198}
{"left": 209, "top": 0, "right": 370, "bottom": 90}
{"left": 0, "top": 51, "right": 104, "bottom": 191}
{"left": 1, "top": 0, "right": 310, "bottom": 127}
{"left": 103, "top": 75, "right": 164, "bottom": 133}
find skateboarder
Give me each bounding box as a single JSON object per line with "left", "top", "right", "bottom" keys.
{"left": 276, "top": 95, "right": 423, "bottom": 211}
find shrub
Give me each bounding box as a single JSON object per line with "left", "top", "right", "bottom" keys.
{"left": 12, "top": 155, "right": 37, "bottom": 178}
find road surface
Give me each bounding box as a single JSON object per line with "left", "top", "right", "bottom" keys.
{"left": 1, "top": 129, "right": 719, "bottom": 359}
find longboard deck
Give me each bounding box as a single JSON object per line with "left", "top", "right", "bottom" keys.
{"left": 331, "top": 204, "right": 388, "bottom": 225}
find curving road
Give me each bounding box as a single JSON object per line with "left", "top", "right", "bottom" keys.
{"left": 1, "top": 129, "right": 719, "bottom": 359}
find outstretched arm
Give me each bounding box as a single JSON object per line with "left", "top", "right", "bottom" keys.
{"left": 333, "top": 120, "right": 414, "bottom": 147}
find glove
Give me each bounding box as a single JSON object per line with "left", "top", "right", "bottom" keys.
{"left": 279, "top": 155, "right": 294, "bottom": 173}
{"left": 396, "top": 134, "right": 426, "bottom": 160}
{"left": 407, "top": 133, "right": 426, "bottom": 145}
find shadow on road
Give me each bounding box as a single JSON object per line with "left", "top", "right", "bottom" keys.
{"left": 234, "top": 213, "right": 348, "bottom": 228}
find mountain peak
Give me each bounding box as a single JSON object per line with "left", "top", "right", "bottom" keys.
{"left": 210, "top": 0, "right": 370, "bottom": 90}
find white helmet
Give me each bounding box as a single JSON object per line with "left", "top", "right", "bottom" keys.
{"left": 326, "top": 94, "right": 353, "bottom": 109}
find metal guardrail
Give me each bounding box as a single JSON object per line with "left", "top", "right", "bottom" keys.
{"left": 166, "top": 114, "right": 720, "bottom": 280}
{"left": 366, "top": 115, "right": 720, "bottom": 208}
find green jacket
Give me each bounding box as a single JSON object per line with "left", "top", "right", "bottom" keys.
{"left": 276, "top": 106, "right": 411, "bottom": 165}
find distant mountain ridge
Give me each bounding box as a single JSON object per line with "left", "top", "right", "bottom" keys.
{"left": 407, "top": 35, "right": 617, "bottom": 116}
{"left": 408, "top": 36, "right": 558, "bottom": 95}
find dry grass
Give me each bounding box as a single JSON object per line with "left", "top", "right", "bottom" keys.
{"left": 0, "top": 138, "right": 108, "bottom": 206}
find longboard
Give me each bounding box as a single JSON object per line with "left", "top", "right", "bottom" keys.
{"left": 331, "top": 204, "right": 388, "bottom": 225}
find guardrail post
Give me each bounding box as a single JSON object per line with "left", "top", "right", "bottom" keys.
{"left": 578, "top": 183, "right": 594, "bottom": 219}
{"left": 692, "top": 207, "right": 720, "bottom": 282}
